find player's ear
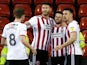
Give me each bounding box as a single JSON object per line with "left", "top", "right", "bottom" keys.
{"left": 21, "top": 15, "right": 25, "bottom": 20}
{"left": 49, "top": 7, "right": 52, "bottom": 13}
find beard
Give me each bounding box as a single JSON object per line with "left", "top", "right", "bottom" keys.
{"left": 42, "top": 11, "right": 50, "bottom": 16}
{"left": 56, "top": 21, "right": 61, "bottom": 24}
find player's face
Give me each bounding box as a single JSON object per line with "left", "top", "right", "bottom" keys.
{"left": 63, "top": 10, "right": 71, "bottom": 22}
{"left": 42, "top": 4, "right": 51, "bottom": 16}
{"left": 55, "top": 13, "right": 63, "bottom": 24}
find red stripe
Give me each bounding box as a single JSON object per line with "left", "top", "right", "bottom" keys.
{"left": 37, "top": 18, "right": 41, "bottom": 49}
{"left": 56, "top": 27, "right": 59, "bottom": 56}
{"left": 65, "top": 27, "right": 67, "bottom": 42}
{"left": 61, "top": 27, "right": 63, "bottom": 56}
{"left": 65, "top": 28, "right": 67, "bottom": 42}
{"left": 52, "top": 27, "right": 55, "bottom": 56}
{"left": 42, "top": 30, "right": 46, "bottom": 49}
{"left": 41, "top": 17, "right": 46, "bottom": 49}
{"left": 70, "top": 45, "right": 72, "bottom": 54}
{"left": 56, "top": 37, "right": 58, "bottom": 56}
{"left": 67, "top": 27, "right": 72, "bottom": 54}
{"left": 61, "top": 38, "right": 63, "bottom": 56}
{"left": 52, "top": 27, "right": 54, "bottom": 33}
{"left": 46, "top": 19, "right": 49, "bottom": 24}
{"left": 68, "top": 30, "right": 70, "bottom": 38}
{"left": 52, "top": 38, "right": 54, "bottom": 57}
{"left": 45, "top": 31, "right": 49, "bottom": 50}
{"left": 41, "top": 17, "right": 45, "bottom": 24}
{"left": 45, "top": 19, "right": 49, "bottom": 50}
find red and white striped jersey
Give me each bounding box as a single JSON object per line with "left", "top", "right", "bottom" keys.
{"left": 28, "top": 15, "right": 55, "bottom": 51}
{"left": 66, "top": 20, "right": 82, "bottom": 55}
{"left": 51, "top": 26, "right": 66, "bottom": 57}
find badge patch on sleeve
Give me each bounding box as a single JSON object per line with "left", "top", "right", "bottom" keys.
{"left": 70, "top": 27, "right": 75, "bottom": 31}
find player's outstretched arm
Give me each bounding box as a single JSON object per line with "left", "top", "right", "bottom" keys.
{"left": 55, "top": 31, "right": 77, "bottom": 51}
{"left": 1, "top": 37, "right": 6, "bottom": 45}
{"left": 24, "top": 21, "right": 32, "bottom": 29}
{"left": 20, "top": 35, "right": 37, "bottom": 55}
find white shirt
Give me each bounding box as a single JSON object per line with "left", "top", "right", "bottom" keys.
{"left": 2, "top": 22, "right": 28, "bottom": 60}
{"left": 66, "top": 20, "right": 82, "bottom": 55}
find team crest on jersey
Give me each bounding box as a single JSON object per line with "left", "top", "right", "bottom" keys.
{"left": 51, "top": 33, "right": 63, "bottom": 38}
{"left": 44, "top": 24, "right": 52, "bottom": 30}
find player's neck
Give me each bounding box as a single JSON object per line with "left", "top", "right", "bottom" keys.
{"left": 14, "top": 18, "right": 22, "bottom": 23}
{"left": 56, "top": 24, "right": 61, "bottom": 27}
{"left": 61, "top": 22, "right": 67, "bottom": 27}
{"left": 67, "top": 18, "right": 73, "bottom": 24}
{"left": 42, "top": 14, "right": 49, "bottom": 19}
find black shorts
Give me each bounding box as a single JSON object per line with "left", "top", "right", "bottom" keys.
{"left": 67, "top": 55, "right": 82, "bottom": 65}
{"left": 51, "top": 56, "right": 65, "bottom": 65}
{"left": 29, "top": 49, "right": 48, "bottom": 65}
{"left": 5, "top": 59, "right": 29, "bottom": 65}
{"left": 36, "top": 49, "right": 48, "bottom": 62}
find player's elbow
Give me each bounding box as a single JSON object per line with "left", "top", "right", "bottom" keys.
{"left": 71, "top": 32, "right": 77, "bottom": 42}
{"left": 21, "top": 39, "right": 26, "bottom": 45}
{"left": 1, "top": 37, "right": 6, "bottom": 45}
{"left": 71, "top": 36, "right": 76, "bottom": 42}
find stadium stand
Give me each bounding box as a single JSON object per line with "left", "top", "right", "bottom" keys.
{"left": 56, "top": 4, "right": 76, "bottom": 17}
{"left": 78, "top": 0, "right": 87, "bottom": 5}
{"left": 0, "top": 17, "right": 10, "bottom": 29}
{"left": 82, "top": 30, "right": 87, "bottom": 43}
{"left": 34, "top": 0, "right": 53, "bottom": 5}
{"left": 0, "top": 4, "right": 10, "bottom": 17}
{"left": 56, "top": 0, "right": 75, "bottom": 5}
{"left": 0, "top": 30, "right": 3, "bottom": 40}
{"left": 34, "top": 4, "right": 54, "bottom": 17}
{"left": 80, "top": 17, "right": 87, "bottom": 31}
{"left": 12, "top": 0, "right": 32, "bottom": 5}
{"left": 14, "top": 4, "right": 32, "bottom": 17}
{"left": 22, "top": 17, "right": 30, "bottom": 23}
{"left": 79, "top": 4, "right": 87, "bottom": 17}
{"left": 0, "top": 0, "right": 10, "bottom": 4}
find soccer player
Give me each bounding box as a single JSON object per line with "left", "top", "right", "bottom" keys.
{"left": 25, "top": 2, "right": 55, "bottom": 65}
{"left": 0, "top": 8, "right": 37, "bottom": 65}
{"left": 50, "top": 11, "right": 66, "bottom": 65}
{"left": 55, "top": 8, "right": 82, "bottom": 65}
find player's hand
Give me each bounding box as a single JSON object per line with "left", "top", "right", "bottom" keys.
{"left": 55, "top": 45, "right": 63, "bottom": 51}
{"left": 31, "top": 49, "right": 37, "bottom": 55}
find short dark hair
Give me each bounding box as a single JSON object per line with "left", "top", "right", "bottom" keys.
{"left": 42, "top": 2, "right": 51, "bottom": 7}
{"left": 63, "top": 8, "right": 73, "bottom": 13}
{"left": 13, "top": 8, "right": 25, "bottom": 18}
{"left": 55, "top": 11, "right": 63, "bottom": 15}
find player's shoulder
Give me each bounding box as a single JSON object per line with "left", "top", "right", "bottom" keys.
{"left": 4, "top": 22, "right": 12, "bottom": 28}
{"left": 70, "top": 20, "right": 78, "bottom": 24}
{"left": 49, "top": 17, "right": 54, "bottom": 20}
{"left": 19, "top": 23, "right": 27, "bottom": 28}
{"left": 30, "top": 15, "right": 39, "bottom": 19}
{"left": 69, "top": 20, "right": 78, "bottom": 26}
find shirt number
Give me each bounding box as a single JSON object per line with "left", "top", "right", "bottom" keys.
{"left": 9, "top": 34, "right": 16, "bottom": 46}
